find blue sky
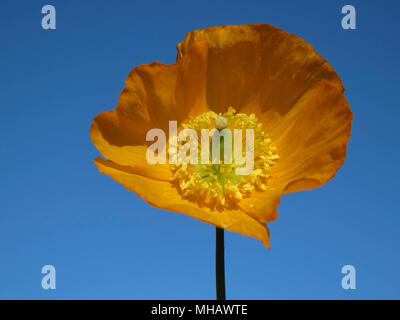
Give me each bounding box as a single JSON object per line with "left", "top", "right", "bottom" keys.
{"left": 0, "top": 0, "right": 399, "bottom": 299}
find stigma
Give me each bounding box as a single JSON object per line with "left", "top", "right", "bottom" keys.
{"left": 215, "top": 116, "right": 228, "bottom": 130}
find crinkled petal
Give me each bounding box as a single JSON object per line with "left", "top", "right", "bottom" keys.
{"left": 90, "top": 42, "right": 210, "bottom": 180}
{"left": 177, "top": 23, "right": 352, "bottom": 197}
{"left": 94, "top": 157, "right": 271, "bottom": 247}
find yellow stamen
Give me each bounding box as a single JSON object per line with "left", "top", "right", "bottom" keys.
{"left": 170, "top": 107, "right": 279, "bottom": 210}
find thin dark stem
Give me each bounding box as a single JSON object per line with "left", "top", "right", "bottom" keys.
{"left": 216, "top": 227, "right": 226, "bottom": 300}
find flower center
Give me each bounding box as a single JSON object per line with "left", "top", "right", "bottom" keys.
{"left": 170, "top": 107, "right": 279, "bottom": 210}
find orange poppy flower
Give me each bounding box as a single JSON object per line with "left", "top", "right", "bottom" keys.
{"left": 90, "top": 24, "right": 353, "bottom": 248}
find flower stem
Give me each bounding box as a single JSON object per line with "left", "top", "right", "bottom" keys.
{"left": 216, "top": 227, "right": 226, "bottom": 300}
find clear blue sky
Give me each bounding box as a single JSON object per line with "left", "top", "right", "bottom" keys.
{"left": 0, "top": 0, "right": 399, "bottom": 299}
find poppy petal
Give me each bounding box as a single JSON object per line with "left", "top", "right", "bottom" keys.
{"left": 177, "top": 24, "right": 344, "bottom": 116}
{"left": 90, "top": 41, "right": 210, "bottom": 180}
{"left": 177, "top": 23, "right": 352, "bottom": 193}
{"left": 94, "top": 157, "right": 271, "bottom": 247}
{"left": 268, "top": 80, "right": 352, "bottom": 193}
{"left": 237, "top": 188, "right": 281, "bottom": 223}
